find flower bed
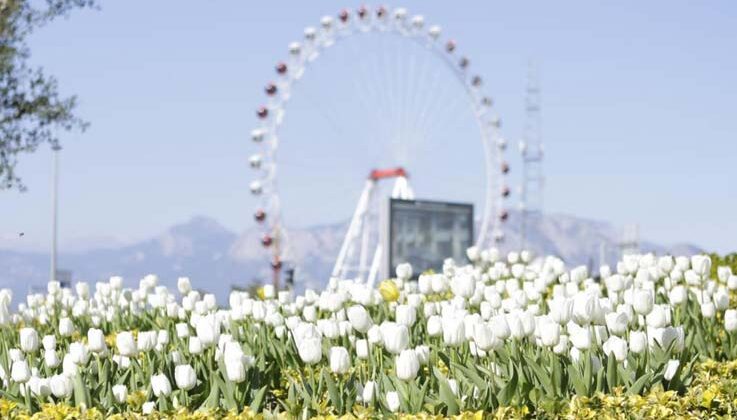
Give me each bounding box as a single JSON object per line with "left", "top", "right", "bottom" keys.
{"left": 1, "top": 250, "right": 736, "bottom": 418}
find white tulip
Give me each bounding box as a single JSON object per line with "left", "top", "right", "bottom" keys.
{"left": 490, "top": 315, "right": 511, "bottom": 340}
{"left": 367, "top": 325, "right": 382, "bottom": 344}
{"left": 414, "top": 345, "right": 430, "bottom": 365}
{"left": 386, "top": 391, "right": 400, "bottom": 412}
{"left": 427, "top": 316, "right": 442, "bottom": 337}
{"left": 176, "top": 323, "right": 190, "bottom": 338}
{"left": 59, "top": 317, "right": 74, "bottom": 337}
{"left": 381, "top": 322, "right": 409, "bottom": 354}
{"left": 396, "top": 263, "right": 413, "bottom": 280}
{"left": 633, "top": 290, "right": 654, "bottom": 315}
{"left": 195, "top": 314, "right": 220, "bottom": 346}
{"left": 540, "top": 321, "right": 561, "bottom": 347}
{"left": 174, "top": 364, "right": 196, "bottom": 391}
{"left": 356, "top": 339, "right": 369, "bottom": 359}
{"left": 395, "top": 349, "right": 420, "bottom": 381}
{"left": 44, "top": 349, "right": 60, "bottom": 368}
{"left": 87, "top": 328, "right": 107, "bottom": 353}
{"left": 395, "top": 305, "right": 416, "bottom": 327}
{"left": 11, "top": 360, "right": 30, "bottom": 383}
{"left": 112, "top": 384, "right": 128, "bottom": 403}
{"left": 664, "top": 359, "right": 680, "bottom": 381}
{"left": 188, "top": 337, "right": 203, "bottom": 355}
{"left": 19, "top": 328, "right": 39, "bottom": 353}
{"left": 602, "top": 336, "right": 628, "bottom": 361}
{"left": 42, "top": 335, "right": 56, "bottom": 351}
{"left": 142, "top": 402, "right": 156, "bottom": 415}
{"left": 50, "top": 374, "right": 73, "bottom": 398}
{"left": 691, "top": 255, "right": 711, "bottom": 277}
{"left": 629, "top": 331, "right": 647, "bottom": 353}
{"left": 725, "top": 309, "right": 737, "bottom": 332}
{"left": 553, "top": 334, "right": 569, "bottom": 354}
{"left": 362, "top": 380, "right": 376, "bottom": 402}
{"left": 451, "top": 274, "right": 475, "bottom": 298}
{"left": 714, "top": 289, "right": 730, "bottom": 311}
{"left": 347, "top": 305, "right": 372, "bottom": 333}
{"left": 568, "top": 324, "right": 591, "bottom": 350}
{"left": 329, "top": 346, "right": 350, "bottom": 374}
{"left": 701, "top": 302, "right": 716, "bottom": 319}
{"left": 441, "top": 316, "right": 465, "bottom": 346}
{"left": 116, "top": 331, "right": 137, "bottom": 357}
{"left": 298, "top": 337, "right": 322, "bottom": 365}
{"left": 605, "top": 312, "right": 628, "bottom": 336}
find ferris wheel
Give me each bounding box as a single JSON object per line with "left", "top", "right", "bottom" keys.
{"left": 248, "top": 6, "right": 511, "bottom": 287}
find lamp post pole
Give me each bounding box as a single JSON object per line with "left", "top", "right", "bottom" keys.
{"left": 50, "top": 147, "right": 60, "bottom": 282}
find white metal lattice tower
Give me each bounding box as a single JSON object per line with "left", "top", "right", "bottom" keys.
{"left": 518, "top": 62, "right": 544, "bottom": 250}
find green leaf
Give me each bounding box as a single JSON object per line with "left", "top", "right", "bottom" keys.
{"left": 250, "top": 385, "right": 268, "bottom": 413}
{"left": 438, "top": 378, "right": 459, "bottom": 415}
{"left": 73, "top": 374, "right": 90, "bottom": 408}
{"left": 323, "top": 370, "right": 342, "bottom": 413}
{"left": 497, "top": 364, "right": 518, "bottom": 406}
{"left": 627, "top": 372, "right": 652, "bottom": 395}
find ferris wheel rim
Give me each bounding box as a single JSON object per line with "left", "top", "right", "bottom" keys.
{"left": 249, "top": 5, "right": 510, "bottom": 275}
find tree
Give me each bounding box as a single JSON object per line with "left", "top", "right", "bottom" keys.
{"left": 1, "top": 0, "right": 95, "bottom": 191}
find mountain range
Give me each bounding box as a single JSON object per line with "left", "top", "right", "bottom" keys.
{"left": 0, "top": 211, "right": 702, "bottom": 304}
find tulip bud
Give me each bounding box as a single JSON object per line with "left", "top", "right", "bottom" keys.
{"left": 395, "top": 349, "right": 420, "bottom": 381}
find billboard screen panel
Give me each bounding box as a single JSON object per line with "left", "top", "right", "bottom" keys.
{"left": 388, "top": 198, "right": 473, "bottom": 278}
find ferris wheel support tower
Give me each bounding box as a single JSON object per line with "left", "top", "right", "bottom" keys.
{"left": 332, "top": 167, "right": 413, "bottom": 286}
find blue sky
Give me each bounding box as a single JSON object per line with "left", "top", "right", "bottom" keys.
{"left": 1, "top": 1, "right": 735, "bottom": 253}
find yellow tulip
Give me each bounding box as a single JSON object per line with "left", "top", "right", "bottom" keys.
{"left": 379, "top": 280, "right": 400, "bottom": 302}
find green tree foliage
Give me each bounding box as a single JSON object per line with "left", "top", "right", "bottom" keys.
{"left": 0, "top": 0, "right": 95, "bottom": 191}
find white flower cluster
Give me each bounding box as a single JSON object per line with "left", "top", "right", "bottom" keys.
{"left": 0, "top": 249, "right": 733, "bottom": 414}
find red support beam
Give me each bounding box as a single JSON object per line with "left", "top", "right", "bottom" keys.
{"left": 369, "top": 167, "right": 408, "bottom": 181}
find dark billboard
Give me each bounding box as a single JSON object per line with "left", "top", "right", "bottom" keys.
{"left": 388, "top": 198, "right": 474, "bottom": 278}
